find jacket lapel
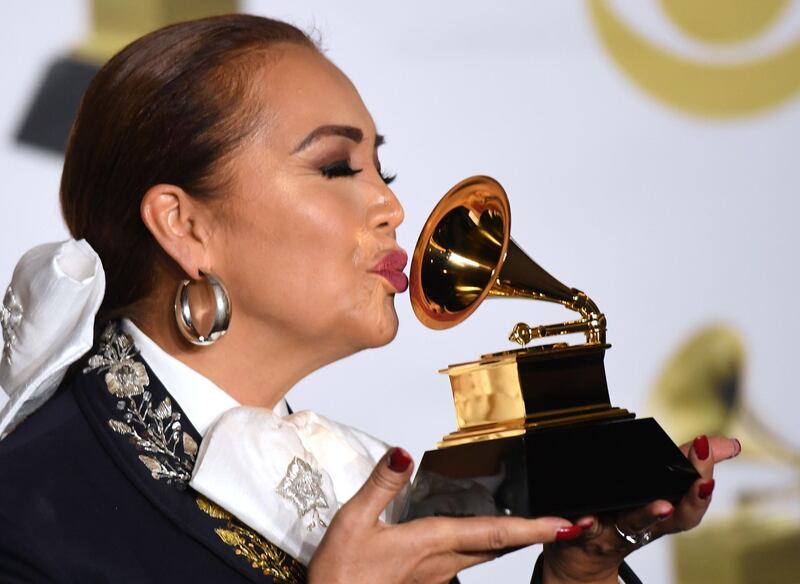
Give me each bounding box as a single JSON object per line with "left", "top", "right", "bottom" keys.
{"left": 72, "top": 323, "right": 306, "bottom": 584}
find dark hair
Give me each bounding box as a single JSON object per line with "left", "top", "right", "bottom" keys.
{"left": 60, "top": 14, "right": 315, "bottom": 328}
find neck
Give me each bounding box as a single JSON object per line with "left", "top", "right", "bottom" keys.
{"left": 131, "top": 292, "right": 348, "bottom": 409}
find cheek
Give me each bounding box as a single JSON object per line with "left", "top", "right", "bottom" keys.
{"left": 223, "top": 190, "right": 362, "bottom": 318}
{"left": 218, "top": 179, "right": 398, "bottom": 346}
{"left": 294, "top": 201, "right": 363, "bottom": 291}
{"left": 281, "top": 204, "right": 398, "bottom": 345}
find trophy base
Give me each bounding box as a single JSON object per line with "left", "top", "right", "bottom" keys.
{"left": 400, "top": 417, "right": 699, "bottom": 521}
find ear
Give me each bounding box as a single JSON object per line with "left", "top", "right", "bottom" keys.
{"left": 140, "top": 184, "right": 213, "bottom": 279}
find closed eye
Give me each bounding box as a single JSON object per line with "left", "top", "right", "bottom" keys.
{"left": 320, "top": 160, "right": 363, "bottom": 179}
{"left": 321, "top": 160, "right": 396, "bottom": 185}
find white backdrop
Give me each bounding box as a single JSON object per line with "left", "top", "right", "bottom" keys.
{"left": 2, "top": 2, "right": 799, "bottom": 582}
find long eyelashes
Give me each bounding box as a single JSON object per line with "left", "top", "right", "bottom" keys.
{"left": 380, "top": 170, "right": 397, "bottom": 186}
{"left": 320, "top": 160, "right": 362, "bottom": 179}
{"left": 320, "top": 160, "right": 396, "bottom": 185}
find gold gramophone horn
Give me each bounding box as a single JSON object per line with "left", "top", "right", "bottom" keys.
{"left": 409, "top": 175, "right": 606, "bottom": 345}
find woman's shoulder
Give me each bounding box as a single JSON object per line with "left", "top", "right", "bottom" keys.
{"left": 0, "top": 373, "right": 203, "bottom": 582}
{"left": 0, "top": 374, "right": 129, "bottom": 538}
{"left": 0, "top": 378, "right": 89, "bottom": 493}
{"left": 0, "top": 377, "right": 115, "bottom": 581}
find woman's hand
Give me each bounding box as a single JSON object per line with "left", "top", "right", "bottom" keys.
{"left": 541, "top": 435, "right": 741, "bottom": 584}
{"left": 309, "top": 448, "right": 583, "bottom": 584}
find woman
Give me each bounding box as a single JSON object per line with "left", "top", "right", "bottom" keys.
{"left": 0, "top": 14, "right": 737, "bottom": 584}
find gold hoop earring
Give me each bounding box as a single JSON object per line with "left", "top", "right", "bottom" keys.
{"left": 173, "top": 272, "right": 231, "bottom": 346}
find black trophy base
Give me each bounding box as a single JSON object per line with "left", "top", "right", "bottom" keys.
{"left": 400, "top": 417, "right": 699, "bottom": 521}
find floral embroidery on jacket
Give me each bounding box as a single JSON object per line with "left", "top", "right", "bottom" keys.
{"left": 84, "top": 323, "right": 197, "bottom": 488}
{"left": 197, "top": 496, "right": 308, "bottom": 584}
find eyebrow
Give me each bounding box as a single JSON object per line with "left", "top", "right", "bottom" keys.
{"left": 291, "top": 124, "right": 385, "bottom": 153}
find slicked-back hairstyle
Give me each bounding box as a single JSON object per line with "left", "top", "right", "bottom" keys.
{"left": 60, "top": 14, "right": 315, "bottom": 328}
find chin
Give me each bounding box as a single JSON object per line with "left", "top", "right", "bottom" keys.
{"left": 360, "top": 312, "right": 400, "bottom": 350}
{"left": 376, "top": 324, "right": 399, "bottom": 347}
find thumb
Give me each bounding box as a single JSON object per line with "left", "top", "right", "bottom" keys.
{"left": 341, "top": 447, "right": 414, "bottom": 525}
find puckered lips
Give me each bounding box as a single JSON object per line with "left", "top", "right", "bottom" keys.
{"left": 369, "top": 249, "right": 408, "bottom": 293}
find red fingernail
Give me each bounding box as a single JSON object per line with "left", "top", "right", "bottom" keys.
{"left": 556, "top": 526, "right": 583, "bottom": 541}
{"left": 658, "top": 508, "right": 674, "bottom": 520}
{"left": 577, "top": 518, "right": 594, "bottom": 530}
{"left": 698, "top": 479, "right": 715, "bottom": 500}
{"left": 694, "top": 435, "right": 710, "bottom": 461}
{"left": 733, "top": 438, "right": 742, "bottom": 457}
{"left": 388, "top": 447, "right": 412, "bottom": 473}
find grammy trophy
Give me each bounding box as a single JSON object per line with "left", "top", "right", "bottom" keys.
{"left": 400, "top": 176, "right": 699, "bottom": 521}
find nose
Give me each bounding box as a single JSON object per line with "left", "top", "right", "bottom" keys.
{"left": 371, "top": 181, "right": 404, "bottom": 233}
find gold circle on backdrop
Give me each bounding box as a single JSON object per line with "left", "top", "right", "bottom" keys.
{"left": 660, "top": 0, "right": 788, "bottom": 44}
{"left": 590, "top": 0, "right": 800, "bottom": 117}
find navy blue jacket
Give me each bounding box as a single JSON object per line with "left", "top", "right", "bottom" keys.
{"left": 0, "top": 324, "right": 305, "bottom": 583}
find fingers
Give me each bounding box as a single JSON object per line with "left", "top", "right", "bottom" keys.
{"left": 412, "top": 515, "right": 578, "bottom": 554}
{"left": 666, "top": 435, "right": 718, "bottom": 531}
{"left": 340, "top": 447, "right": 414, "bottom": 526}
{"left": 667, "top": 474, "right": 715, "bottom": 532}
{"left": 680, "top": 435, "right": 741, "bottom": 463}
{"left": 709, "top": 436, "right": 741, "bottom": 461}
{"left": 687, "top": 435, "right": 715, "bottom": 478}
{"left": 685, "top": 434, "right": 716, "bottom": 509}
{"left": 612, "top": 500, "right": 674, "bottom": 543}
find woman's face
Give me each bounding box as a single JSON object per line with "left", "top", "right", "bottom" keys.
{"left": 209, "top": 45, "right": 406, "bottom": 358}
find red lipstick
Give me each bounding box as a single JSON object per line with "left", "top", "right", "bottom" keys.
{"left": 370, "top": 249, "right": 409, "bottom": 293}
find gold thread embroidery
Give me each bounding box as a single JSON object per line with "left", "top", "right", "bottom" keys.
{"left": 196, "top": 497, "right": 307, "bottom": 583}
{"left": 197, "top": 495, "right": 233, "bottom": 520}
